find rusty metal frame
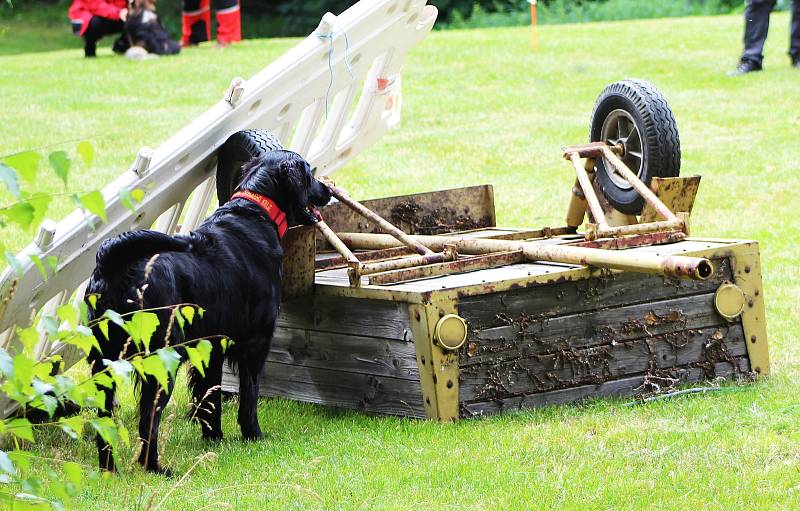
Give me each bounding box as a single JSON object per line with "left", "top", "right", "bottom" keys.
{"left": 313, "top": 183, "right": 459, "bottom": 286}
{"left": 563, "top": 142, "right": 688, "bottom": 241}
{"left": 337, "top": 232, "right": 715, "bottom": 281}
{"left": 368, "top": 250, "right": 525, "bottom": 285}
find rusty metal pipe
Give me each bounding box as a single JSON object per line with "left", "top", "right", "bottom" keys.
{"left": 315, "top": 220, "right": 358, "bottom": 264}
{"left": 569, "top": 152, "right": 609, "bottom": 230}
{"left": 593, "top": 219, "right": 685, "bottom": 238}
{"left": 336, "top": 232, "right": 714, "bottom": 281}
{"left": 358, "top": 249, "right": 458, "bottom": 276}
{"left": 326, "top": 185, "right": 434, "bottom": 256}
{"left": 600, "top": 146, "right": 680, "bottom": 223}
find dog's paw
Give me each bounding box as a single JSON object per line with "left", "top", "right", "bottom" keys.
{"left": 202, "top": 431, "right": 224, "bottom": 443}
{"left": 241, "top": 431, "right": 263, "bottom": 442}
{"left": 147, "top": 465, "right": 174, "bottom": 477}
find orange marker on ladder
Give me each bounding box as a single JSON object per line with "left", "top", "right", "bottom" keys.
{"left": 529, "top": 0, "right": 538, "bottom": 51}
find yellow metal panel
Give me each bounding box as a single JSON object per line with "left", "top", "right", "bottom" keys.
{"left": 640, "top": 175, "right": 701, "bottom": 223}
{"left": 408, "top": 299, "right": 461, "bottom": 421}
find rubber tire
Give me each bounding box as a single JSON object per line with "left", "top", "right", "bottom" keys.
{"left": 216, "top": 129, "right": 284, "bottom": 203}
{"left": 590, "top": 79, "right": 681, "bottom": 215}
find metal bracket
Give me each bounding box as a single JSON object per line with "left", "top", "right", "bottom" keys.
{"left": 408, "top": 300, "right": 461, "bottom": 421}
{"left": 224, "top": 77, "right": 245, "bottom": 107}
{"left": 562, "top": 142, "right": 689, "bottom": 241}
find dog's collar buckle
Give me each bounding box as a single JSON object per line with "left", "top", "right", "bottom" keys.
{"left": 230, "top": 191, "right": 288, "bottom": 238}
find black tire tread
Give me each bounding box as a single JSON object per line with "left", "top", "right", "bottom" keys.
{"left": 590, "top": 79, "right": 681, "bottom": 214}
{"left": 216, "top": 129, "right": 283, "bottom": 203}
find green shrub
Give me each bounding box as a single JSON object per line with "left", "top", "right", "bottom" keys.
{"left": 443, "top": 0, "right": 749, "bottom": 30}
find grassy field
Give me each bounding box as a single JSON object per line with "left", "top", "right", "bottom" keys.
{"left": 2, "top": 10, "right": 800, "bottom": 511}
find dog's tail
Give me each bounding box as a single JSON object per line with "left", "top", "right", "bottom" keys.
{"left": 93, "top": 230, "right": 191, "bottom": 282}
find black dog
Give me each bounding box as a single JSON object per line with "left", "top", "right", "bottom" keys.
{"left": 85, "top": 150, "right": 330, "bottom": 474}
{"left": 122, "top": 0, "right": 180, "bottom": 56}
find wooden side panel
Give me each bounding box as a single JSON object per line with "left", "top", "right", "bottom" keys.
{"left": 458, "top": 257, "right": 751, "bottom": 416}
{"left": 318, "top": 185, "right": 496, "bottom": 240}
{"left": 268, "top": 328, "right": 419, "bottom": 379}
{"left": 462, "top": 359, "right": 749, "bottom": 417}
{"left": 458, "top": 258, "right": 732, "bottom": 329}
{"left": 222, "top": 295, "right": 422, "bottom": 416}
{"left": 460, "top": 324, "right": 746, "bottom": 401}
{"left": 222, "top": 364, "right": 424, "bottom": 418}
{"left": 279, "top": 295, "right": 410, "bottom": 340}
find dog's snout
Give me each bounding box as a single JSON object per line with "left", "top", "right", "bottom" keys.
{"left": 310, "top": 180, "right": 332, "bottom": 207}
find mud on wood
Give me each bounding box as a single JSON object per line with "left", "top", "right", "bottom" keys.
{"left": 459, "top": 324, "right": 747, "bottom": 402}
{"left": 457, "top": 258, "right": 732, "bottom": 329}
{"left": 315, "top": 185, "right": 495, "bottom": 246}
{"left": 461, "top": 357, "right": 750, "bottom": 417}
{"left": 458, "top": 257, "right": 747, "bottom": 404}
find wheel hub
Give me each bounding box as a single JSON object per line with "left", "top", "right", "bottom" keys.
{"left": 600, "top": 109, "right": 644, "bottom": 190}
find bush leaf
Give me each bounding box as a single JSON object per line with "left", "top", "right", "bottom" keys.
{"left": 123, "top": 312, "right": 159, "bottom": 352}
{"left": 76, "top": 141, "right": 94, "bottom": 168}
{"left": 78, "top": 191, "right": 107, "bottom": 222}
{"left": 48, "top": 151, "right": 70, "bottom": 188}
{"left": 0, "top": 163, "right": 21, "bottom": 197}
{"left": 4, "top": 151, "right": 41, "bottom": 184}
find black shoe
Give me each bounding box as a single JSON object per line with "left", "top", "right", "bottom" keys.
{"left": 84, "top": 44, "right": 97, "bottom": 58}
{"left": 792, "top": 57, "right": 800, "bottom": 69}
{"left": 728, "top": 60, "right": 762, "bottom": 76}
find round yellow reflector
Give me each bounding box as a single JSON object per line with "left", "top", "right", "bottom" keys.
{"left": 714, "top": 282, "right": 746, "bottom": 321}
{"left": 434, "top": 314, "right": 468, "bottom": 350}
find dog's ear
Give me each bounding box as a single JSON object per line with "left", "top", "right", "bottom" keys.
{"left": 280, "top": 158, "right": 309, "bottom": 208}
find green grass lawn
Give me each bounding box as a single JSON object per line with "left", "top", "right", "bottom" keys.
{"left": 2, "top": 10, "right": 800, "bottom": 511}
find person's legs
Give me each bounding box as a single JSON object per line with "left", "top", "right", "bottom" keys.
{"left": 790, "top": 0, "right": 800, "bottom": 64}
{"left": 213, "top": 0, "right": 241, "bottom": 45}
{"left": 741, "top": 0, "right": 777, "bottom": 66}
{"left": 82, "top": 16, "right": 125, "bottom": 57}
{"left": 182, "top": 0, "right": 212, "bottom": 45}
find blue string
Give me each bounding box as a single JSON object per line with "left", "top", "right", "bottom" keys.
{"left": 317, "top": 28, "right": 355, "bottom": 118}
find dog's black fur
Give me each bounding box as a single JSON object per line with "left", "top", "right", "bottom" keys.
{"left": 85, "top": 150, "right": 330, "bottom": 474}
{"left": 123, "top": 1, "right": 180, "bottom": 56}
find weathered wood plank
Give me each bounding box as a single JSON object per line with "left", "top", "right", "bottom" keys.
{"left": 279, "top": 295, "right": 411, "bottom": 340}
{"left": 461, "top": 293, "right": 726, "bottom": 365}
{"left": 318, "top": 185, "right": 495, "bottom": 240}
{"left": 458, "top": 258, "right": 732, "bottom": 329}
{"left": 264, "top": 327, "right": 419, "bottom": 380}
{"left": 461, "top": 358, "right": 751, "bottom": 417}
{"left": 222, "top": 363, "right": 425, "bottom": 418}
{"left": 459, "top": 324, "right": 747, "bottom": 402}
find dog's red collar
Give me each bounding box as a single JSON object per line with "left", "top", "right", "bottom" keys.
{"left": 230, "top": 191, "right": 288, "bottom": 239}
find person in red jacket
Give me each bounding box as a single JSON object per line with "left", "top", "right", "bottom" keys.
{"left": 181, "top": 0, "right": 241, "bottom": 47}
{"left": 69, "top": 0, "right": 129, "bottom": 57}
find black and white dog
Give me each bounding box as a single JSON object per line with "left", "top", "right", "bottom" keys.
{"left": 86, "top": 150, "right": 331, "bottom": 474}
{"left": 123, "top": 0, "right": 180, "bottom": 57}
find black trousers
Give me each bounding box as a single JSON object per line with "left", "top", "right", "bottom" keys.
{"left": 741, "top": 0, "right": 800, "bottom": 65}
{"left": 73, "top": 16, "right": 125, "bottom": 57}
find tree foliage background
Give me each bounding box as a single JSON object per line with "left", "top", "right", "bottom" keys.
{"left": 6, "top": 0, "right": 751, "bottom": 38}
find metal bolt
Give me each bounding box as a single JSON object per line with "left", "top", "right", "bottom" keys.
{"left": 750, "top": 335, "right": 757, "bottom": 344}
{"left": 414, "top": 311, "right": 421, "bottom": 321}
{"left": 35, "top": 219, "right": 57, "bottom": 251}
{"left": 744, "top": 265, "right": 751, "bottom": 273}
{"left": 131, "top": 147, "right": 154, "bottom": 177}
{"left": 748, "top": 299, "right": 754, "bottom": 308}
